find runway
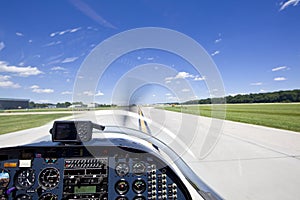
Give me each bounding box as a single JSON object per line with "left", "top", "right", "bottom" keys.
{"left": 1, "top": 107, "right": 300, "bottom": 199}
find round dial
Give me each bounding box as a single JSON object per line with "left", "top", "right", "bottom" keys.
{"left": 115, "top": 180, "right": 129, "bottom": 195}
{"left": 132, "top": 179, "right": 146, "bottom": 194}
{"left": 132, "top": 162, "right": 146, "bottom": 176}
{"left": 15, "top": 194, "right": 32, "bottom": 200}
{"left": 38, "top": 168, "right": 60, "bottom": 189}
{"left": 16, "top": 169, "right": 35, "bottom": 189}
{"left": 38, "top": 193, "right": 58, "bottom": 200}
{"left": 115, "top": 162, "right": 129, "bottom": 177}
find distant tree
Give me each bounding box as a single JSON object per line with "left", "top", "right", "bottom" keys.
{"left": 182, "top": 89, "right": 300, "bottom": 104}
{"left": 65, "top": 102, "right": 72, "bottom": 107}
{"left": 29, "top": 101, "right": 35, "bottom": 108}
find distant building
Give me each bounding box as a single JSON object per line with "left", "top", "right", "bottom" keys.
{"left": 47, "top": 104, "right": 57, "bottom": 109}
{"left": 68, "top": 104, "right": 85, "bottom": 109}
{"left": 87, "top": 103, "right": 99, "bottom": 108}
{"left": 0, "top": 98, "right": 30, "bottom": 110}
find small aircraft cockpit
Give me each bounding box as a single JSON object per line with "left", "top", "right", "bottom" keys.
{"left": 0, "top": 120, "right": 221, "bottom": 200}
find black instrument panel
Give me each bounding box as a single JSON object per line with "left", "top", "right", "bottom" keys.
{"left": 0, "top": 144, "right": 192, "bottom": 200}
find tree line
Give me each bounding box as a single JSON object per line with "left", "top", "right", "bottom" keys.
{"left": 183, "top": 89, "right": 300, "bottom": 104}
{"left": 29, "top": 101, "right": 115, "bottom": 108}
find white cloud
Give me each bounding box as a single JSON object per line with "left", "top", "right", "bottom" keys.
{"left": 194, "top": 76, "right": 206, "bottom": 81}
{"left": 165, "top": 93, "right": 172, "bottom": 96}
{"left": 82, "top": 90, "right": 104, "bottom": 96}
{"left": 274, "top": 77, "right": 287, "bottom": 81}
{"left": 175, "top": 72, "right": 194, "bottom": 79}
{"left": 95, "top": 91, "right": 104, "bottom": 96}
{"left": 83, "top": 91, "right": 94, "bottom": 96}
{"left": 165, "top": 72, "right": 203, "bottom": 83}
{"left": 31, "top": 85, "right": 54, "bottom": 93}
{"left": 0, "top": 75, "right": 20, "bottom": 88}
{"left": 70, "top": 27, "right": 81, "bottom": 33}
{"left": 0, "top": 75, "right": 11, "bottom": 81}
{"left": 147, "top": 57, "right": 154, "bottom": 61}
{"left": 0, "top": 61, "right": 43, "bottom": 77}
{"left": 181, "top": 88, "right": 190, "bottom": 92}
{"left": 38, "top": 90, "right": 53, "bottom": 94}
{"left": 211, "top": 50, "right": 220, "bottom": 56}
{"left": 51, "top": 66, "right": 66, "bottom": 71}
{"left": 44, "top": 41, "right": 62, "bottom": 47}
{"left": 250, "top": 82, "right": 263, "bottom": 86}
{"left": 0, "top": 42, "right": 5, "bottom": 51}
{"left": 50, "top": 27, "right": 82, "bottom": 37}
{"left": 30, "top": 85, "right": 39, "bottom": 89}
{"left": 215, "top": 38, "right": 222, "bottom": 43}
{"left": 0, "top": 81, "right": 21, "bottom": 88}
{"left": 34, "top": 89, "right": 54, "bottom": 93}
{"left": 272, "top": 66, "right": 288, "bottom": 71}
{"left": 280, "top": 0, "right": 300, "bottom": 11}
{"left": 66, "top": 79, "right": 71, "bottom": 82}
{"left": 61, "top": 91, "right": 72, "bottom": 95}
{"left": 61, "top": 57, "right": 79, "bottom": 63}
{"left": 16, "top": 32, "right": 24, "bottom": 37}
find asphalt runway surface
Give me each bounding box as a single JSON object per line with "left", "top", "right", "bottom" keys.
{"left": 1, "top": 107, "right": 300, "bottom": 199}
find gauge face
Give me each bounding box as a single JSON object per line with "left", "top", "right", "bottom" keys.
{"left": 16, "top": 169, "right": 35, "bottom": 189}
{"left": 115, "top": 162, "right": 129, "bottom": 177}
{"left": 115, "top": 180, "right": 129, "bottom": 195}
{"left": 38, "top": 168, "right": 60, "bottom": 189}
{"left": 132, "top": 179, "right": 146, "bottom": 194}
{"left": 15, "top": 194, "right": 32, "bottom": 200}
{"left": 38, "top": 193, "right": 58, "bottom": 200}
{"left": 0, "top": 169, "right": 10, "bottom": 188}
{"left": 132, "top": 162, "right": 146, "bottom": 176}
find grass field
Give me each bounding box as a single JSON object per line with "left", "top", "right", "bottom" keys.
{"left": 163, "top": 103, "right": 300, "bottom": 132}
{"left": 0, "top": 113, "right": 72, "bottom": 135}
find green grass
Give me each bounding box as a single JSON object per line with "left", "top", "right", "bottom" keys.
{"left": 162, "top": 103, "right": 300, "bottom": 132}
{"left": 0, "top": 114, "right": 72, "bottom": 135}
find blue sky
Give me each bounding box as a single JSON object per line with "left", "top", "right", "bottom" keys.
{"left": 0, "top": 0, "right": 299, "bottom": 104}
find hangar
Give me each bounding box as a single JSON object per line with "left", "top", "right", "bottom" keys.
{"left": 0, "top": 98, "right": 30, "bottom": 110}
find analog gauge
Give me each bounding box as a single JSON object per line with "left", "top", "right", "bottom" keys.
{"left": 115, "top": 162, "right": 129, "bottom": 177}
{"left": 0, "top": 169, "right": 10, "bottom": 188}
{"left": 132, "top": 162, "right": 146, "bottom": 176}
{"left": 115, "top": 180, "right": 129, "bottom": 195}
{"left": 38, "top": 193, "right": 58, "bottom": 200}
{"left": 38, "top": 168, "right": 60, "bottom": 189}
{"left": 15, "top": 194, "right": 32, "bottom": 200}
{"left": 132, "top": 179, "right": 146, "bottom": 194}
{"left": 15, "top": 169, "right": 35, "bottom": 189}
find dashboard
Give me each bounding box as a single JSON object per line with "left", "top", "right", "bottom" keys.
{"left": 0, "top": 140, "right": 192, "bottom": 200}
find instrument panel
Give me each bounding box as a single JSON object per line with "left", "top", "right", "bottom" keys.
{"left": 0, "top": 144, "right": 192, "bottom": 200}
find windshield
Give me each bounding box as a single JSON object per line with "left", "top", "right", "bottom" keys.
{"left": 0, "top": 1, "right": 300, "bottom": 199}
